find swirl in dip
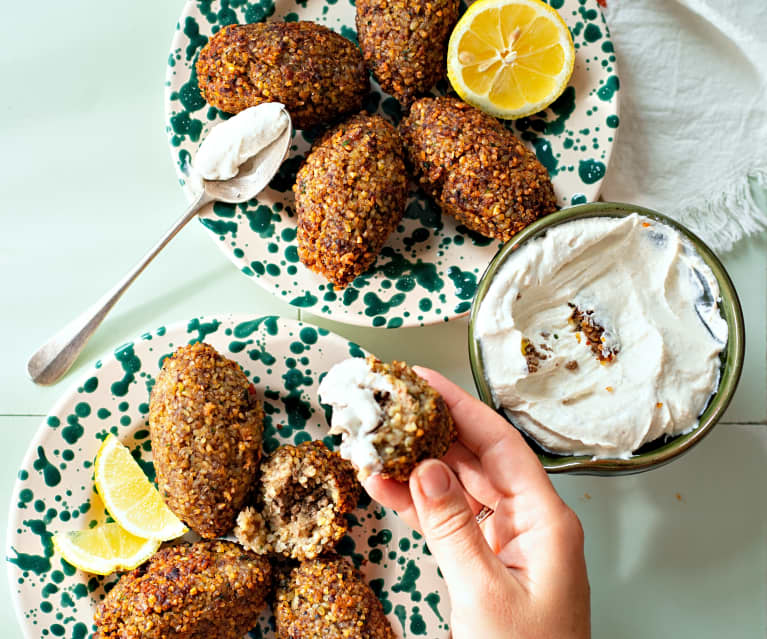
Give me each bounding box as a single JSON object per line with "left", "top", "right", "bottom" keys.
{"left": 474, "top": 214, "right": 728, "bottom": 459}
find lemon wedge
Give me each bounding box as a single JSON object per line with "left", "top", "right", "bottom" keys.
{"left": 52, "top": 523, "right": 160, "bottom": 575}
{"left": 94, "top": 434, "right": 187, "bottom": 541}
{"left": 447, "top": 0, "right": 575, "bottom": 119}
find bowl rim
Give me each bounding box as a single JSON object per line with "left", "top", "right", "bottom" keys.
{"left": 467, "top": 201, "right": 746, "bottom": 476}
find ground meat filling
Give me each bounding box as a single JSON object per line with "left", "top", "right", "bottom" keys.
{"left": 235, "top": 441, "right": 359, "bottom": 561}
{"left": 264, "top": 473, "right": 337, "bottom": 549}
{"left": 370, "top": 390, "right": 391, "bottom": 433}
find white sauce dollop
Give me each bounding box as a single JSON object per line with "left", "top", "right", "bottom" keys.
{"left": 193, "top": 103, "right": 289, "bottom": 181}
{"left": 475, "top": 214, "right": 727, "bottom": 459}
{"left": 318, "top": 358, "right": 395, "bottom": 479}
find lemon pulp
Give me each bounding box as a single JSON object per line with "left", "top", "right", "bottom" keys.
{"left": 94, "top": 434, "right": 186, "bottom": 541}
{"left": 52, "top": 523, "right": 160, "bottom": 575}
{"left": 447, "top": 0, "right": 575, "bottom": 119}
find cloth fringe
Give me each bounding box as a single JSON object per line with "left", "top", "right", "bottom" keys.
{"left": 672, "top": 167, "right": 767, "bottom": 253}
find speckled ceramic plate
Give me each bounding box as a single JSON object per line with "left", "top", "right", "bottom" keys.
{"left": 164, "top": 0, "right": 619, "bottom": 328}
{"left": 6, "top": 316, "right": 449, "bottom": 639}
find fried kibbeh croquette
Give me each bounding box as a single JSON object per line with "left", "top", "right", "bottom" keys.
{"left": 94, "top": 540, "right": 272, "bottom": 639}
{"left": 196, "top": 22, "right": 369, "bottom": 130}
{"left": 400, "top": 96, "right": 559, "bottom": 242}
{"left": 357, "top": 0, "right": 459, "bottom": 107}
{"left": 275, "top": 555, "right": 396, "bottom": 639}
{"left": 295, "top": 113, "right": 408, "bottom": 288}
{"left": 319, "top": 356, "right": 456, "bottom": 482}
{"left": 149, "top": 342, "right": 263, "bottom": 538}
{"left": 235, "top": 440, "right": 360, "bottom": 560}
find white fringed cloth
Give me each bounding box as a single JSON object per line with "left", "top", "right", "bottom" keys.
{"left": 602, "top": 0, "right": 767, "bottom": 252}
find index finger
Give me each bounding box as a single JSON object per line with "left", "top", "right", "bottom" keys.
{"left": 413, "top": 366, "right": 559, "bottom": 501}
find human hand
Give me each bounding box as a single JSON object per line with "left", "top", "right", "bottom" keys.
{"left": 364, "top": 367, "right": 590, "bottom": 639}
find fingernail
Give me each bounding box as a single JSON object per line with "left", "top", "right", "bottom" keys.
{"left": 416, "top": 461, "right": 451, "bottom": 498}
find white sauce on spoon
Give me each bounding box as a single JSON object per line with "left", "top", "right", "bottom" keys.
{"left": 193, "top": 103, "right": 289, "bottom": 181}
{"left": 475, "top": 214, "right": 727, "bottom": 459}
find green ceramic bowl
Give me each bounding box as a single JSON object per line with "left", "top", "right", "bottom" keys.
{"left": 468, "top": 202, "right": 745, "bottom": 475}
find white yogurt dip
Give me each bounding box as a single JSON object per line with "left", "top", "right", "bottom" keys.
{"left": 193, "top": 103, "right": 289, "bottom": 181}
{"left": 318, "top": 358, "right": 394, "bottom": 479}
{"left": 474, "top": 214, "right": 727, "bottom": 459}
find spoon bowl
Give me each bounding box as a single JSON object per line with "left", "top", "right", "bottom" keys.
{"left": 202, "top": 111, "right": 293, "bottom": 203}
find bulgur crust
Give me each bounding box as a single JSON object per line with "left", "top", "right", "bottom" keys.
{"left": 275, "top": 555, "right": 395, "bottom": 639}
{"left": 399, "top": 96, "right": 559, "bottom": 242}
{"left": 196, "top": 22, "right": 369, "bottom": 130}
{"left": 295, "top": 113, "right": 408, "bottom": 288}
{"left": 364, "top": 356, "right": 456, "bottom": 481}
{"left": 94, "top": 540, "right": 272, "bottom": 639}
{"left": 356, "top": 0, "right": 459, "bottom": 107}
{"left": 149, "top": 342, "right": 263, "bottom": 538}
{"left": 235, "top": 440, "right": 360, "bottom": 560}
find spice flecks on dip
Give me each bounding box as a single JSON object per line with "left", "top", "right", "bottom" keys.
{"left": 474, "top": 214, "right": 727, "bottom": 459}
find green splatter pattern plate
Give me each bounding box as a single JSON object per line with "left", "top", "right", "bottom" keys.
{"left": 165, "top": 0, "right": 619, "bottom": 328}
{"left": 7, "top": 316, "right": 449, "bottom": 638}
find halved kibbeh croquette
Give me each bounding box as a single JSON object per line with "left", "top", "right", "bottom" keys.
{"left": 235, "top": 440, "right": 360, "bottom": 560}
{"left": 148, "top": 342, "right": 263, "bottom": 538}
{"left": 319, "top": 356, "right": 456, "bottom": 481}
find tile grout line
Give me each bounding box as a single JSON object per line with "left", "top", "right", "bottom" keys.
{"left": 0, "top": 415, "right": 766, "bottom": 426}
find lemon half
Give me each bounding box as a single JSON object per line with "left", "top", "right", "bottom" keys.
{"left": 52, "top": 523, "right": 160, "bottom": 575}
{"left": 94, "top": 434, "right": 186, "bottom": 541}
{"left": 447, "top": 0, "right": 575, "bottom": 119}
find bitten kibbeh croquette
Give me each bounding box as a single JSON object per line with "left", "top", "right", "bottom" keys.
{"left": 295, "top": 113, "right": 408, "bottom": 288}
{"left": 94, "top": 540, "right": 272, "bottom": 639}
{"left": 319, "top": 356, "right": 456, "bottom": 481}
{"left": 400, "top": 96, "right": 558, "bottom": 241}
{"left": 275, "top": 555, "right": 396, "bottom": 639}
{"left": 235, "top": 440, "right": 360, "bottom": 560}
{"left": 357, "top": 0, "right": 460, "bottom": 107}
{"left": 196, "top": 22, "right": 369, "bottom": 129}
{"left": 148, "top": 342, "right": 263, "bottom": 538}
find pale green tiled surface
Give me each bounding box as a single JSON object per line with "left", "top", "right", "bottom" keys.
{"left": 1, "top": 1, "right": 765, "bottom": 637}
{"left": 553, "top": 423, "right": 767, "bottom": 638}
{"left": 717, "top": 235, "right": 767, "bottom": 423}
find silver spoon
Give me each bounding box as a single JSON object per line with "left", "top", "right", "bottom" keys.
{"left": 27, "top": 116, "right": 293, "bottom": 386}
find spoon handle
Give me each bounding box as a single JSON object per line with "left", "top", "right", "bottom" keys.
{"left": 27, "top": 191, "right": 215, "bottom": 386}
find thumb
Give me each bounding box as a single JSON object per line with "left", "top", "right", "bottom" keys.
{"left": 410, "top": 460, "right": 497, "bottom": 591}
